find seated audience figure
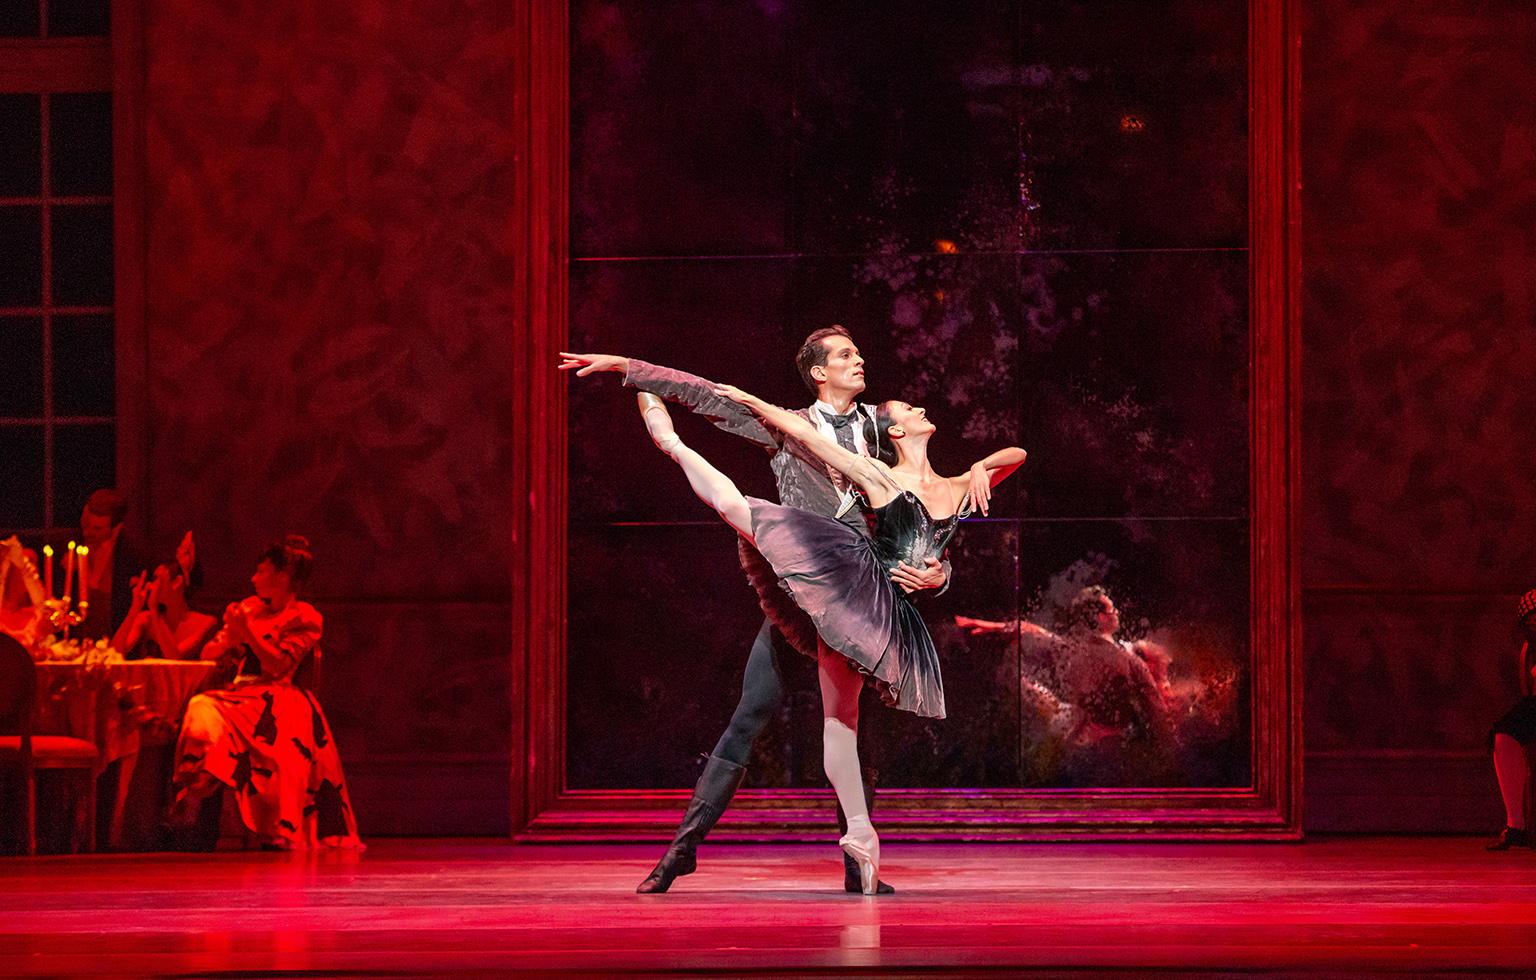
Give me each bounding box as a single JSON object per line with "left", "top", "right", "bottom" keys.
{"left": 111, "top": 532, "right": 217, "bottom": 660}
{"left": 1, "top": 535, "right": 47, "bottom": 646}
{"left": 76, "top": 488, "right": 141, "bottom": 641}
{"left": 1487, "top": 588, "right": 1536, "bottom": 851}
{"left": 168, "top": 535, "right": 361, "bottom": 849}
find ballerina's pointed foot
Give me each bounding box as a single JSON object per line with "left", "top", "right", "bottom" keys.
{"left": 839, "top": 827, "right": 881, "bottom": 896}
{"left": 844, "top": 851, "right": 896, "bottom": 894}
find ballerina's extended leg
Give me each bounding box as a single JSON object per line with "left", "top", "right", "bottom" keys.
{"left": 637, "top": 393, "right": 753, "bottom": 538}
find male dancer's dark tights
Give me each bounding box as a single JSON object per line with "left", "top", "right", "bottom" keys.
{"left": 643, "top": 615, "right": 882, "bottom": 893}
{"left": 710, "top": 618, "right": 785, "bottom": 766}
{"left": 708, "top": 617, "right": 873, "bottom": 823}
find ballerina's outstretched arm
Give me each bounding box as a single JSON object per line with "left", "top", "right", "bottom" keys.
{"left": 711, "top": 384, "right": 904, "bottom": 509}
{"left": 949, "top": 446, "right": 1027, "bottom": 516}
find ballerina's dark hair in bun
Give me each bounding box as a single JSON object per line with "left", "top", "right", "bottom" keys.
{"left": 258, "top": 534, "right": 314, "bottom": 589}
{"left": 861, "top": 401, "right": 903, "bottom": 466}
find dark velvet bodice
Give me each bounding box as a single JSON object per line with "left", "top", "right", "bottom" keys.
{"left": 870, "top": 491, "right": 966, "bottom": 575}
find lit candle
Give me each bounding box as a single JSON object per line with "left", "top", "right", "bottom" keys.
{"left": 64, "top": 541, "right": 76, "bottom": 601}
{"left": 76, "top": 545, "right": 89, "bottom": 605}
{"left": 42, "top": 544, "right": 54, "bottom": 598}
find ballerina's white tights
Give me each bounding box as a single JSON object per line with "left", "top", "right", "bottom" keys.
{"left": 636, "top": 393, "right": 873, "bottom": 834}
{"left": 638, "top": 395, "right": 752, "bottom": 537}
{"left": 820, "top": 650, "right": 874, "bottom": 835}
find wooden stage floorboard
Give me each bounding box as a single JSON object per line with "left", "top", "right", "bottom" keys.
{"left": 4, "top": 837, "right": 1536, "bottom": 976}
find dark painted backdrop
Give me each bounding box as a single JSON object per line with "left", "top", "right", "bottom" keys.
{"left": 124, "top": 0, "right": 1536, "bottom": 831}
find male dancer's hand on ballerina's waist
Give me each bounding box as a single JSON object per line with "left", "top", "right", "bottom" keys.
{"left": 557, "top": 352, "right": 630, "bottom": 376}
{"left": 891, "top": 558, "right": 945, "bottom": 594}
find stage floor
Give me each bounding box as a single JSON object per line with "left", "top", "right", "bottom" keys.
{"left": 4, "top": 837, "right": 1536, "bottom": 976}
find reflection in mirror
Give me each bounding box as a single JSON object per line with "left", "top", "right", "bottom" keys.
{"left": 957, "top": 544, "right": 1250, "bottom": 789}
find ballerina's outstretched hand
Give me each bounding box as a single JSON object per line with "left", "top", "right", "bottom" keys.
{"left": 557, "top": 352, "right": 630, "bottom": 376}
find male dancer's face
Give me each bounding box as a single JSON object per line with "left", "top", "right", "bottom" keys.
{"left": 816, "top": 336, "right": 866, "bottom": 400}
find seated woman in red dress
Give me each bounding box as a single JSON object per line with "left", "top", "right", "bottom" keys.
{"left": 168, "top": 535, "right": 361, "bottom": 849}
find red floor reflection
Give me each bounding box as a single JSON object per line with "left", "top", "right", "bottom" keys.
{"left": 4, "top": 837, "right": 1535, "bottom": 975}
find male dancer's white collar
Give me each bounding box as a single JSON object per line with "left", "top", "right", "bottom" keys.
{"left": 811, "top": 398, "right": 872, "bottom": 454}
{"left": 810, "top": 399, "right": 876, "bottom": 517}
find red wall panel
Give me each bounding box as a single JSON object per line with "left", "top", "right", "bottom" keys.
{"left": 139, "top": 0, "right": 519, "bottom": 833}
{"left": 1302, "top": 0, "right": 1536, "bottom": 830}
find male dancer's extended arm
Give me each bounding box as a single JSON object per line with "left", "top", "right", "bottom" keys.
{"left": 558, "top": 352, "right": 780, "bottom": 451}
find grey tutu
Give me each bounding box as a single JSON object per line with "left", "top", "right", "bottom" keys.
{"left": 744, "top": 495, "right": 952, "bottom": 719}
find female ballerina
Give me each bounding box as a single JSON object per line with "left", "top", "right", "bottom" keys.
{"left": 627, "top": 384, "right": 1024, "bottom": 892}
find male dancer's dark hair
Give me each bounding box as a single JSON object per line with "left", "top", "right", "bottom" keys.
{"left": 795, "top": 324, "right": 854, "bottom": 394}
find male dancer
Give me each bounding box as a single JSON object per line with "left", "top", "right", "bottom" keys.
{"left": 562, "top": 327, "right": 983, "bottom": 893}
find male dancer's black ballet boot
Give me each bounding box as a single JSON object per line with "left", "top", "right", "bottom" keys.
{"left": 637, "top": 754, "right": 747, "bottom": 893}
{"left": 838, "top": 768, "right": 895, "bottom": 894}
{"left": 1486, "top": 826, "right": 1533, "bottom": 850}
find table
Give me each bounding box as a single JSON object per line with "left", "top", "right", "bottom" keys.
{"left": 34, "top": 658, "right": 219, "bottom": 849}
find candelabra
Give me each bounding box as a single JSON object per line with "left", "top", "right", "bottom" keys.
{"left": 40, "top": 595, "right": 89, "bottom": 638}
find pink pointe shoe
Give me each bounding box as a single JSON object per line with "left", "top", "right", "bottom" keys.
{"left": 839, "top": 827, "right": 881, "bottom": 896}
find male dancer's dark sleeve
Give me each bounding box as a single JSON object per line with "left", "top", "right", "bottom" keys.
{"left": 624, "top": 359, "right": 781, "bottom": 452}
{"left": 625, "top": 358, "right": 858, "bottom": 520}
